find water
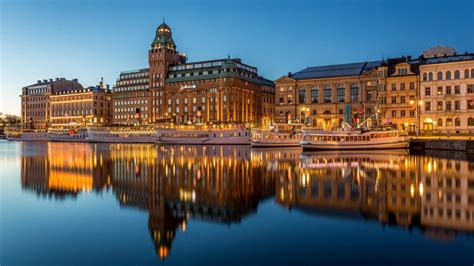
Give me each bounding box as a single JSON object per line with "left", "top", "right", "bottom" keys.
{"left": 0, "top": 140, "right": 473, "bottom": 266}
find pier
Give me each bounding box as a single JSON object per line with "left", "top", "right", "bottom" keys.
{"left": 409, "top": 137, "right": 474, "bottom": 153}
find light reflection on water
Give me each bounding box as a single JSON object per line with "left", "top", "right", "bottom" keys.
{"left": 1, "top": 141, "right": 473, "bottom": 265}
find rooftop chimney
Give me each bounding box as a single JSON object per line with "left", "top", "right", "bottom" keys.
{"left": 43, "top": 79, "right": 47, "bottom": 83}
{"left": 72, "top": 78, "right": 78, "bottom": 82}
{"left": 55, "top": 78, "right": 59, "bottom": 81}
{"left": 37, "top": 80, "right": 41, "bottom": 83}
{"left": 288, "top": 72, "right": 292, "bottom": 77}
{"left": 49, "top": 79, "right": 53, "bottom": 82}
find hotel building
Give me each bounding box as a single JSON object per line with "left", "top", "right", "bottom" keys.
{"left": 418, "top": 50, "right": 474, "bottom": 135}
{"left": 113, "top": 22, "right": 275, "bottom": 126}
{"left": 274, "top": 61, "right": 380, "bottom": 129}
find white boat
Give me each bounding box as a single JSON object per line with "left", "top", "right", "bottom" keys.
{"left": 5, "top": 130, "right": 50, "bottom": 141}
{"left": 300, "top": 128, "right": 409, "bottom": 150}
{"left": 87, "top": 126, "right": 156, "bottom": 143}
{"left": 156, "top": 125, "right": 250, "bottom": 145}
{"left": 49, "top": 128, "right": 88, "bottom": 142}
{"left": 251, "top": 124, "right": 304, "bottom": 147}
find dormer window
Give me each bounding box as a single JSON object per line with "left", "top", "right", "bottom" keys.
{"left": 397, "top": 68, "right": 408, "bottom": 75}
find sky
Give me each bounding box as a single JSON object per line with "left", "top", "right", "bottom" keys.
{"left": 1, "top": 0, "right": 473, "bottom": 115}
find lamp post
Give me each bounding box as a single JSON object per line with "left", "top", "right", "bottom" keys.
{"left": 410, "top": 100, "right": 423, "bottom": 137}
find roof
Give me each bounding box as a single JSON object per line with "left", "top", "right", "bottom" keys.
{"left": 290, "top": 61, "right": 381, "bottom": 80}
{"left": 420, "top": 53, "right": 474, "bottom": 65}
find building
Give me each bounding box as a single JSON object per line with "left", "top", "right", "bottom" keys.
{"left": 418, "top": 50, "right": 474, "bottom": 135}
{"left": 113, "top": 21, "right": 274, "bottom": 126}
{"left": 274, "top": 61, "right": 380, "bottom": 129}
{"left": 50, "top": 79, "right": 112, "bottom": 127}
{"left": 112, "top": 69, "right": 151, "bottom": 125}
{"left": 21, "top": 78, "right": 112, "bottom": 129}
{"left": 377, "top": 57, "right": 420, "bottom": 133}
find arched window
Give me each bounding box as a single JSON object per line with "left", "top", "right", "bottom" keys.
{"left": 337, "top": 84, "right": 345, "bottom": 102}
{"left": 423, "top": 73, "right": 427, "bottom": 81}
{"left": 446, "top": 71, "right": 451, "bottom": 80}
{"left": 455, "top": 117, "right": 461, "bottom": 127}
{"left": 471, "top": 69, "right": 474, "bottom": 78}
{"left": 437, "top": 71, "right": 443, "bottom": 80}
{"left": 465, "top": 69, "right": 470, "bottom": 78}
{"left": 446, "top": 118, "right": 453, "bottom": 127}
{"left": 428, "top": 72, "right": 433, "bottom": 81}
{"left": 468, "top": 117, "right": 474, "bottom": 126}
{"left": 437, "top": 118, "right": 443, "bottom": 127}
{"left": 454, "top": 70, "right": 460, "bottom": 79}
{"left": 324, "top": 85, "right": 332, "bottom": 103}
{"left": 311, "top": 86, "right": 319, "bottom": 103}
{"left": 298, "top": 87, "right": 307, "bottom": 104}
{"left": 351, "top": 83, "right": 360, "bottom": 102}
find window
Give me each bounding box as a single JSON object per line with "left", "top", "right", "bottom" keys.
{"left": 437, "top": 86, "right": 443, "bottom": 95}
{"left": 400, "top": 110, "right": 406, "bottom": 117}
{"left": 410, "top": 82, "right": 415, "bottom": 90}
{"left": 455, "top": 100, "right": 461, "bottom": 110}
{"left": 299, "top": 87, "right": 307, "bottom": 104}
{"left": 437, "top": 71, "right": 443, "bottom": 80}
{"left": 279, "top": 96, "right": 284, "bottom": 104}
{"left": 311, "top": 86, "right": 318, "bottom": 103}
{"left": 468, "top": 117, "right": 474, "bottom": 126}
{"left": 366, "top": 90, "right": 373, "bottom": 101}
{"left": 446, "top": 86, "right": 451, "bottom": 95}
{"left": 324, "top": 85, "right": 332, "bottom": 103}
{"left": 446, "top": 71, "right": 452, "bottom": 80}
{"left": 391, "top": 84, "right": 397, "bottom": 91}
{"left": 379, "top": 84, "right": 386, "bottom": 91}
{"left": 472, "top": 69, "right": 474, "bottom": 78}
{"left": 468, "top": 100, "right": 474, "bottom": 110}
{"left": 410, "top": 110, "right": 415, "bottom": 117}
{"left": 425, "top": 101, "right": 431, "bottom": 111}
{"left": 350, "top": 84, "right": 359, "bottom": 102}
{"left": 400, "top": 96, "right": 406, "bottom": 103}
{"left": 455, "top": 85, "right": 460, "bottom": 94}
{"left": 400, "top": 83, "right": 406, "bottom": 90}
{"left": 455, "top": 70, "right": 460, "bottom": 79}
{"left": 446, "top": 101, "right": 452, "bottom": 111}
{"left": 429, "top": 72, "right": 433, "bottom": 81}
{"left": 465, "top": 69, "right": 470, "bottom": 79}
{"left": 455, "top": 117, "right": 461, "bottom": 127}
{"left": 337, "top": 85, "right": 345, "bottom": 102}
{"left": 446, "top": 118, "right": 453, "bottom": 127}
{"left": 423, "top": 73, "right": 427, "bottom": 81}
{"left": 391, "top": 110, "right": 396, "bottom": 117}
{"left": 425, "top": 87, "right": 431, "bottom": 96}
{"left": 398, "top": 68, "right": 408, "bottom": 75}
{"left": 468, "top": 85, "right": 474, "bottom": 93}
{"left": 437, "top": 118, "right": 443, "bottom": 127}
{"left": 391, "top": 97, "right": 397, "bottom": 104}
{"left": 380, "top": 97, "right": 387, "bottom": 104}
{"left": 437, "top": 101, "right": 443, "bottom": 111}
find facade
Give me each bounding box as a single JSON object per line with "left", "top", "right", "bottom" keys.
{"left": 418, "top": 52, "right": 474, "bottom": 135}
{"left": 112, "top": 69, "right": 151, "bottom": 125}
{"left": 378, "top": 57, "right": 419, "bottom": 133}
{"left": 21, "top": 78, "right": 112, "bottom": 129}
{"left": 50, "top": 79, "right": 112, "bottom": 127}
{"left": 274, "top": 61, "right": 380, "bottom": 129}
{"left": 113, "top": 22, "right": 274, "bottom": 126}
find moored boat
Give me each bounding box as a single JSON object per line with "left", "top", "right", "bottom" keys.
{"left": 49, "top": 128, "right": 88, "bottom": 142}
{"left": 300, "top": 128, "right": 409, "bottom": 150}
{"left": 5, "top": 130, "right": 50, "bottom": 141}
{"left": 251, "top": 123, "right": 304, "bottom": 147}
{"left": 87, "top": 126, "right": 156, "bottom": 143}
{"left": 156, "top": 124, "right": 250, "bottom": 145}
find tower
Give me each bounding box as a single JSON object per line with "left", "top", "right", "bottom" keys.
{"left": 148, "top": 20, "right": 186, "bottom": 122}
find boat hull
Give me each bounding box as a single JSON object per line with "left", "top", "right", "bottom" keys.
{"left": 301, "top": 139, "right": 409, "bottom": 150}
{"left": 157, "top": 136, "right": 250, "bottom": 145}
{"left": 50, "top": 136, "right": 88, "bottom": 142}
{"left": 251, "top": 141, "right": 300, "bottom": 147}
{"left": 6, "top": 132, "right": 50, "bottom": 141}
{"left": 87, "top": 136, "right": 156, "bottom": 143}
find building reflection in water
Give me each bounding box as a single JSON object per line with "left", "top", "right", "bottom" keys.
{"left": 20, "top": 143, "right": 473, "bottom": 259}
{"left": 274, "top": 149, "right": 474, "bottom": 240}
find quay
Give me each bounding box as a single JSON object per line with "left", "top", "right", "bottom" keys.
{"left": 409, "top": 137, "right": 474, "bottom": 153}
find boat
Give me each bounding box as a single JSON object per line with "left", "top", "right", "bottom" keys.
{"left": 5, "top": 129, "right": 50, "bottom": 141}
{"left": 301, "top": 125, "right": 409, "bottom": 150}
{"left": 251, "top": 123, "right": 304, "bottom": 147}
{"left": 49, "top": 128, "right": 88, "bottom": 142}
{"left": 86, "top": 126, "right": 156, "bottom": 143}
{"left": 156, "top": 124, "right": 251, "bottom": 145}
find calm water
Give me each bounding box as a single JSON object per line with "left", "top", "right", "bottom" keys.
{"left": 0, "top": 141, "right": 473, "bottom": 266}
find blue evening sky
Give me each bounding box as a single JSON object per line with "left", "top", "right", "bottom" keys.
{"left": 1, "top": 0, "right": 473, "bottom": 115}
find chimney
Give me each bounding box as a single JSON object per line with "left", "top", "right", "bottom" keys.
{"left": 466, "top": 52, "right": 468, "bottom": 55}
{"left": 407, "top": 56, "right": 412, "bottom": 61}
{"left": 106, "top": 84, "right": 110, "bottom": 90}
{"left": 49, "top": 79, "right": 53, "bottom": 82}
{"left": 60, "top": 78, "right": 65, "bottom": 80}
{"left": 55, "top": 78, "right": 59, "bottom": 81}
{"left": 37, "top": 80, "right": 41, "bottom": 84}
{"left": 288, "top": 72, "right": 292, "bottom": 77}
{"left": 72, "top": 78, "right": 78, "bottom": 82}
{"left": 43, "top": 79, "right": 47, "bottom": 83}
